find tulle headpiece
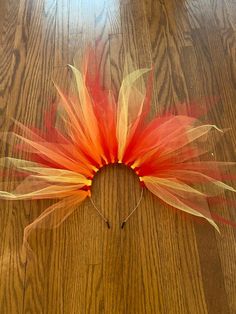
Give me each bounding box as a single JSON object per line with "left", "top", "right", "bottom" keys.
{"left": 1, "top": 52, "right": 235, "bottom": 250}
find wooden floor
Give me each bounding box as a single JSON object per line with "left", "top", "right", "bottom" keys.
{"left": 0, "top": 0, "right": 236, "bottom": 313}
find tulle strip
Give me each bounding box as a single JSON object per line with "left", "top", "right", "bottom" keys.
{"left": 143, "top": 175, "right": 236, "bottom": 230}
{"left": 23, "top": 191, "right": 88, "bottom": 254}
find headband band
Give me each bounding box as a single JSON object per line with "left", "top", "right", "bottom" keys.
{"left": 89, "top": 185, "right": 144, "bottom": 229}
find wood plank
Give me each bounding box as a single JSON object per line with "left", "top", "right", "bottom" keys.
{"left": 181, "top": 42, "right": 231, "bottom": 314}
{"left": 0, "top": 1, "right": 39, "bottom": 313}
{"left": 17, "top": 0, "right": 57, "bottom": 313}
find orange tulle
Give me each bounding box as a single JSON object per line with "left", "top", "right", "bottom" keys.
{"left": 0, "top": 52, "right": 235, "bottom": 250}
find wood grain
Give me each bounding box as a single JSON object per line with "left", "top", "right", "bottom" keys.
{"left": 0, "top": 0, "right": 236, "bottom": 313}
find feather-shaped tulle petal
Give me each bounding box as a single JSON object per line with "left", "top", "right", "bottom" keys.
{"left": 0, "top": 52, "right": 235, "bottom": 250}
{"left": 0, "top": 158, "right": 90, "bottom": 200}
{"left": 117, "top": 68, "right": 150, "bottom": 161}
{"left": 23, "top": 192, "right": 88, "bottom": 252}
{"left": 143, "top": 177, "right": 219, "bottom": 231}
